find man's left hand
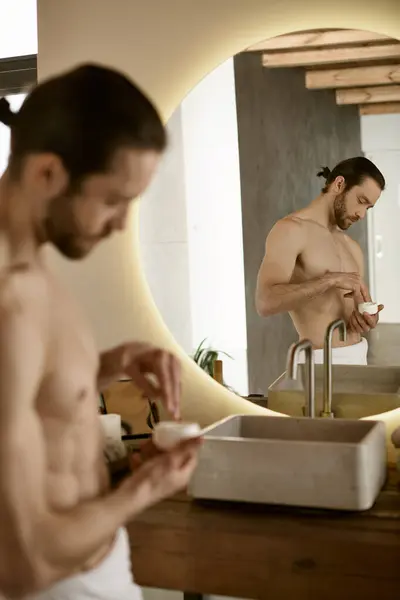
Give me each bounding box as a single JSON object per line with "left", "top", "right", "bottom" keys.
{"left": 347, "top": 305, "right": 384, "bottom": 333}
{"left": 347, "top": 283, "right": 384, "bottom": 333}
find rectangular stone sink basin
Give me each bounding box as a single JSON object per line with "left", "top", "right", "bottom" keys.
{"left": 189, "top": 415, "right": 386, "bottom": 511}
{"left": 268, "top": 364, "right": 400, "bottom": 419}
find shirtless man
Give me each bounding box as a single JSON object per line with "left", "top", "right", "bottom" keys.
{"left": 256, "top": 157, "right": 385, "bottom": 365}
{"left": 0, "top": 64, "right": 201, "bottom": 599}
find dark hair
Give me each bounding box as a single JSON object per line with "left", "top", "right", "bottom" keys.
{"left": 0, "top": 98, "right": 15, "bottom": 127}
{"left": 317, "top": 157, "right": 385, "bottom": 194}
{"left": 0, "top": 64, "right": 167, "bottom": 180}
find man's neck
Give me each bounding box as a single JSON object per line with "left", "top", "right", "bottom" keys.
{"left": 306, "top": 193, "right": 337, "bottom": 231}
{"left": 0, "top": 171, "right": 42, "bottom": 262}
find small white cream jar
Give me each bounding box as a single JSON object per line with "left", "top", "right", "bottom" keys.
{"left": 358, "top": 302, "right": 378, "bottom": 315}
{"left": 153, "top": 421, "right": 201, "bottom": 451}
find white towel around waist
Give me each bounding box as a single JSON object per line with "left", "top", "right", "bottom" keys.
{"left": 297, "top": 337, "right": 368, "bottom": 366}
{"left": 22, "top": 528, "right": 142, "bottom": 600}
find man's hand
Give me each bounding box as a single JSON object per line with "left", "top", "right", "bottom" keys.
{"left": 120, "top": 436, "right": 201, "bottom": 514}
{"left": 347, "top": 285, "right": 384, "bottom": 334}
{"left": 329, "top": 271, "right": 361, "bottom": 291}
{"left": 325, "top": 271, "right": 377, "bottom": 307}
{"left": 347, "top": 306, "right": 383, "bottom": 333}
{"left": 99, "top": 342, "right": 181, "bottom": 419}
{"left": 129, "top": 439, "right": 161, "bottom": 469}
{"left": 325, "top": 271, "right": 365, "bottom": 303}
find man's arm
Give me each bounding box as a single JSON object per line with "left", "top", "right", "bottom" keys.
{"left": 0, "top": 276, "right": 199, "bottom": 598}
{"left": 255, "top": 219, "right": 361, "bottom": 317}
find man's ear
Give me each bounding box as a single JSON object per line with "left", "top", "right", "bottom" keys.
{"left": 332, "top": 175, "right": 345, "bottom": 193}
{"left": 21, "top": 153, "right": 69, "bottom": 200}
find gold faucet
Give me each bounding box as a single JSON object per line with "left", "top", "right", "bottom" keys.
{"left": 286, "top": 339, "right": 315, "bottom": 418}
{"left": 321, "top": 319, "right": 347, "bottom": 418}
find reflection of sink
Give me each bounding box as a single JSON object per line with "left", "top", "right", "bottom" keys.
{"left": 190, "top": 415, "right": 386, "bottom": 511}
{"left": 268, "top": 365, "right": 400, "bottom": 463}
{"left": 269, "top": 364, "right": 400, "bottom": 419}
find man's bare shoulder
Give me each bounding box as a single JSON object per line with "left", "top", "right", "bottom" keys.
{"left": 0, "top": 262, "right": 50, "bottom": 323}
{"left": 0, "top": 264, "right": 50, "bottom": 414}
{"left": 267, "top": 214, "right": 308, "bottom": 245}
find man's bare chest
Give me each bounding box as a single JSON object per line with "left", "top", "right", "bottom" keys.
{"left": 294, "top": 227, "right": 359, "bottom": 281}
{"left": 36, "top": 279, "right": 99, "bottom": 423}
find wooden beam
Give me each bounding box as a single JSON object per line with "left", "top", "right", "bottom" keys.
{"left": 306, "top": 64, "right": 400, "bottom": 89}
{"left": 262, "top": 44, "right": 400, "bottom": 69}
{"left": 359, "top": 102, "right": 400, "bottom": 115}
{"left": 337, "top": 85, "right": 400, "bottom": 105}
{"left": 247, "top": 29, "right": 392, "bottom": 52}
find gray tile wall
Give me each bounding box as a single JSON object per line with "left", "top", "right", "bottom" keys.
{"left": 234, "top": 53, "right": 366, "bottom": 394}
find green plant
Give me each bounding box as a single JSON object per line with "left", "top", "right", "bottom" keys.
{"left": 192, "top": 338, "right": 234, "bottom": 389}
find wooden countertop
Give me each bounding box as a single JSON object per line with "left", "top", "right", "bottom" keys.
{"left": 128, "top": 469, "right": 400, "bottom": 600}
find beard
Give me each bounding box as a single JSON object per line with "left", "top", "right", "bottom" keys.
{"left": 333, "top": 191, "right": 351, "bottom": 230}
{"left": 43, "top": 216, "right": 91, "bottom": 259}
{"left": 45, "top": 221, "right": 113, "bottom": 260}
{"left": 51, "top": 231, "right": 93, "bottom": 259}
{"left": 43, "top": 190, "right": 113, "bottom": 260}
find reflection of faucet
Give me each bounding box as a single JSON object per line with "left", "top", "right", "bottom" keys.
{"left": 286, "top": 339, "right": 315, "bottom": 418}
{"left": 321, "top": 319, "right": 347, "bottom": 418}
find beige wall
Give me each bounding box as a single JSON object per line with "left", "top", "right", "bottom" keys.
{"left": 37, "top": 1, "right": 400, "bottom": 598}
{"left": 37, "top": 0, "right": 400, "bottom": 425}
